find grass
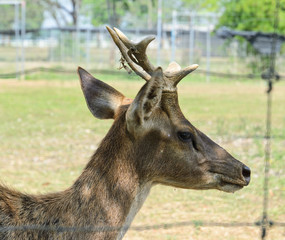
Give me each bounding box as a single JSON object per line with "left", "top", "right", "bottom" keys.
{"left": 0, "top": 71, "right": 284, "bottom": 240}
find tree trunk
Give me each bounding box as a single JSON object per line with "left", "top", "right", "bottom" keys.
{"left": 106, "top": 0, "right": 119, "bottom": 27}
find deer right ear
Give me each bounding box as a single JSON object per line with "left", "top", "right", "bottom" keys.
{"left": 126, "top": 67, "right": 163, "bottom": 134}
{"left": 78, "top": 67, "right": 127, "bottom": 119}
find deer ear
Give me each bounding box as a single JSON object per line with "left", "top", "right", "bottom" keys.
{"left": 78, "top": 67, "right": 127, "bottom": 119}
{"left": 126, "top": 67, "right": 163, "bottom": 133}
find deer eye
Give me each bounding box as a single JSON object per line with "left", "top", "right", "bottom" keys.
{"left": 177, "top": 131, "right": 192, "bottom": 141}
{"left": 177, "top": 131, "right": 199, "bottom": 151}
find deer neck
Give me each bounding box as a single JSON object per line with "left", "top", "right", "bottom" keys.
{"left": 116, "top": 181, "right": 152, "bottom": 240}
{"left": 70, "top": 114, "right": 152, "bottom": 239}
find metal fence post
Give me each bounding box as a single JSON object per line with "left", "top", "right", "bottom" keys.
{"left": 20, "top": 0, "right": 25, "bottom": 80}
{"left": 189, "top": 12, "right": 195, "bottom": 65}
{"left": 14, "top": 2, "right": 20, "bottom": 79}
{"left": 206, "top": 22, "right": 211, "bottom": 82}
{"left": 171, "top": 10, "right": 177, "bottom": 62}
{"left": 156, "top": 0, "right": 162, "bottom": 66}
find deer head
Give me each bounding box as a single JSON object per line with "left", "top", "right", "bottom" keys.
{"left": 78, "top": 27, "right": 250, "bottom": 194}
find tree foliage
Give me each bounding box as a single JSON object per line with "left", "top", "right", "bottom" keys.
{"left": 182, "top": 0, "right": 285, "bottom": 73}
{"left": 182, "top": 0, "right": 285, "bottom": 35}
{"left": 84, "top": 0, "right": 156, "bottom": 28}
{"left": 0, "top": 2, "right": 44, "bottom": 30}
{"left": 216, "top": 0, "right": 285, "bottom": 35}
{"left": 37, "top": 0, "right": 82, "bottom": 27}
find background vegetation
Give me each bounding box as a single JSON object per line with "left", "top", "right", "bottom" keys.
{"left": 1, "top": 0, "right": 285, "bottom": 32}
{"left": 0, "top": 71, "right": 284, "bottom": 239}
{"left": 0, "top": 0, "right": 285, "bottom": 239}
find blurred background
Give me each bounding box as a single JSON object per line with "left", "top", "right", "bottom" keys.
{"left": 0, "top": 0, "right": 284, "bottom": 78}
{"left": 0, "top": 0, "right": 284, "bottom": 239}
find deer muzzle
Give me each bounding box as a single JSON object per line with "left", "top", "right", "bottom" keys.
{"left": 209, "top": 158, "right": 251, "bottom": 193}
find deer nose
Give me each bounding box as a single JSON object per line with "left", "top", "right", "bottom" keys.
{"left": 242, "top": 165, "right": 251, "bottom": 185}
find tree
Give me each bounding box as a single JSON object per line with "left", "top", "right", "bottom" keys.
{"left": 82, "top": 0, "right": 131, "bottom": 27}
{"left": 0, "top": 2, "right": 44, "bottom": 30}
{"left": 182, "top": 0, "right": 285, "bottom": 34}
{"left": 84, "top": 0, "right": 156, "bottom": 28}
{"left": 216, "top": 0, "right": 285, "bottom": 35}
{"left": 181, "top": 0, "right": 209, "bottom": 10}
{"left": 37, "top": 0, "right": 82, "bottom": 27}
{"left": 182, "top": 0, "right": 285, "bottom": 73}
{"left": 216, "top": 0, "right": 285, "bottom": 73}
{"left": 120, "top": 0, "right": 156, "bottom": 28}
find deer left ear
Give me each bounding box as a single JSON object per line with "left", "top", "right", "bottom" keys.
{"left": 78, "top": 67, "right": 128, "bottom": 119}
{"left": 126, "top": 67, "right": 163, "bottom": 133}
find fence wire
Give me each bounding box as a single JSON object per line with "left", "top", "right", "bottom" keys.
{"left": 0, "top": 1, "right": 284, "bottom": 239}
{"left": 0, "top": 66, "right": 284, "bottom": 80}
{"left": 0, "top": 66, "right": 284, "bottom": 238}
{"left": 258, "top": 1, "right": 281, "bottom": 239}
{"left": 0, "top": 220, "right": 284, "bottom": 235}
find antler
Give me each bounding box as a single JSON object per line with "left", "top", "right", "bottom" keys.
{"left": 165, "top": 62, "right": 199, "bottom": 86}
{"left": 106, "top": 26, "right": 199, "bottom": 87}
{"left": 106, "top": 26, "right": 152, "bottom": 81}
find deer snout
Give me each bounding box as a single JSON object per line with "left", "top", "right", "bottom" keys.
{"left": 242, "top": 165, "right": 251, "bottom": 186}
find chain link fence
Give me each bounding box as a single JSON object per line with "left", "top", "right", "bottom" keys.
{"left": 0, "top": 26, "right": 284, "bottom": 80}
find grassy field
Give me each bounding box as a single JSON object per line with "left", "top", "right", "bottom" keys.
{"left": 0, "top": 71, "right": 284, "bottom": 239}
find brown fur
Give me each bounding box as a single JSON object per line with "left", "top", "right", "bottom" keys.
{"left": 0, "top": 67, "right": 250, "bottom": 239}
{"left": 0, "top": 108, "right": 138, "bottom": 239}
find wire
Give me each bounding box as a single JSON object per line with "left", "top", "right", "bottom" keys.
{"left": 0, "top": 67, "right": 284, "bottom": 80}
{"left": 0, "top": 220, "right": 283, "bottom": 234}
{"left": 260, "top": 0, "right": 280, "bottom": 239}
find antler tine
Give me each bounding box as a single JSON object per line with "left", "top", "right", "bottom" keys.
{"left": 165, "top": 63, "right": 199, "bottom": 86}
{"left": 113, "top": 27, "right": 156, "bottom": 75}
{"left": 112, "top": 27, "right": 132, "bottom": 48}
{"left": 106, "top": 26, "right": 151, "bottom": 81}
{"left": 107, "top": 27, "right": 199, "bottom": 86}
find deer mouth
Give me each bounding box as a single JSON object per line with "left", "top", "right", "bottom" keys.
{"left": 209, "top": 162, "right": 251, "bottom": 193}
{"left": 217, "top": 175, "right": 247, "bottom": 193}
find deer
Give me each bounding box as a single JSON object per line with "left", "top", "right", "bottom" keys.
{"left": 0, "top": 27, "right": 251, "bottom": 240}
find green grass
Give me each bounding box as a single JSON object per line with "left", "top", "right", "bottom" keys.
{"left": 0, "top": 73, "right": 284, "bottom": 240}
